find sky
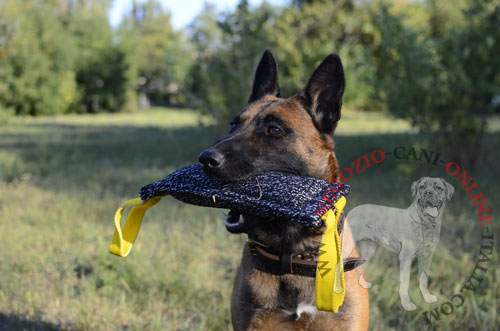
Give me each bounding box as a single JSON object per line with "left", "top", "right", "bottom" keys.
{"left": 109, "top": 0, "right": 288, "bottom": 30}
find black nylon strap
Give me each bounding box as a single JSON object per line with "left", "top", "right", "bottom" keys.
{"left": 280, "top": 253, "right": 293, "bottom": 274}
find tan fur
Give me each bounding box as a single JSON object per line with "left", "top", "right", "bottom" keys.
{"left": 230, "top": 96, "right": 369, "bottom": 330}
{"left": 248, "top": 271, "right": 280, "bottom": 309}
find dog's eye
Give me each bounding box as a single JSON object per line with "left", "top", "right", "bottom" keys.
{"left": 267, "top": 126, "right": 282, "bottom": 135}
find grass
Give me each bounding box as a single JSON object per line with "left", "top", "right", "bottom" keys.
{"left": 0, "top": 108, "right": 498, "bottom": 330}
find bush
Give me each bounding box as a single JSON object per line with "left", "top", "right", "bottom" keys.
{"left": 373, "top": 0, "right": 500, "bottom": 167}
{"left": 0, "top": 2, "right": 78, "bottom": 115}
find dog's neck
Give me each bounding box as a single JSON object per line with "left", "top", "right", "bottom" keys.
{"left": 409, "top": 200, "right": 444, "bottom": 229}
{"left": 248, "top": 218, "right": 325, "bottom": 254}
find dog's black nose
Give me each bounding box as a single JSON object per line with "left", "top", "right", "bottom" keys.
{"left": 199, "top": 149, "right": 225, "bottom": 169}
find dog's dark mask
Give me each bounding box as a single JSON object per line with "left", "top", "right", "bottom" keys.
{"left": 199, "top": 50, "right": 345, "bottom": 182}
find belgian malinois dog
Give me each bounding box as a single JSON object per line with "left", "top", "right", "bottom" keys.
{"left": 199, "top": 50, "right": 369, "bottom": 330}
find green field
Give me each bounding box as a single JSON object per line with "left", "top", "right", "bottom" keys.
{"left": 0, "top": 108, "right": 498, "bottom": 330}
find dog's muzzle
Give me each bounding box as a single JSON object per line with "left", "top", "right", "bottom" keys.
{"left": 420, "top": 195, "right": 443, "bottom": 218}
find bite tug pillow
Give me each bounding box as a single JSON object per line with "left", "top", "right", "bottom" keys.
{"left": 139, "top": 164, "right": 350, "bottom": 228}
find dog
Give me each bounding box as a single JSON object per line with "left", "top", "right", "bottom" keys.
{"left": 347, "top": 177, "right": 454, "bottom": 311}
{"left": 199, "top": 50, "right": 369, "bottom": 330}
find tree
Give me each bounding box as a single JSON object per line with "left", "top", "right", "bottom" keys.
{"left": 374, "top": 0, "right": 500, "bottom": 167}
{"left": 271, "top": 0, "right": 378, "bottom": 109}
{"left": 187, "top": 0, "right": 276, "bottom": 129}
{"left": 68, "top": 2, "right": 131, "bottom": 112}
{"left": 0, "top": 0, "right": 132, "bottom": 115}
{"left": 120, "top": 0, "right": 191, "bottom": 107}
{"left": 0, "top": 0, "right": 78, "bottom": 116}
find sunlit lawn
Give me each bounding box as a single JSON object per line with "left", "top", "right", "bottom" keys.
{"left": 0, "top": 108, "right": 498, "bottom": 330}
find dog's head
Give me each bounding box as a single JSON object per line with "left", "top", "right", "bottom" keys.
{"left": 199, "top": 50, "right": 345, "bottom": 183}
{"left": 411, "top": 177, "right": 454, "bottom": 218}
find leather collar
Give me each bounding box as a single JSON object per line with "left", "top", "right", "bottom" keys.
{"left": 247, "top": 238, "right": 365, "bottom": 277}
{"left": 246, "top": 212, "right": 365, "bottom": 277}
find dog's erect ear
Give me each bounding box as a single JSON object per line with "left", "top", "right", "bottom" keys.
{"left": 299, "top": 54, "right": 345, "bottom": 135}
{"left": 411, "top": 178, "right": 423, "bottom": 197}
{"left": 248, "top": 49, "right": 280, "bottom": 103}
{"left": 440, "top": 178, "right": 455, "bottom": 200}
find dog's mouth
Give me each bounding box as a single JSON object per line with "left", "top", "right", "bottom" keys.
{"left": 222, "top": 210, "right": 264, "bottom": 233}
{"left": 423, "top": 200, "right": 441, "bottom": 218}
{"left": 222, "top": 210, "right": 246, "bottom": 233}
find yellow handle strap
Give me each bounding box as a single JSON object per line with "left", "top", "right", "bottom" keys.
{"left": 315, "top": 196, "right": 346, "bottom": 313}
{"left": 109, "top": 195, "right": 167, "bottom": 257}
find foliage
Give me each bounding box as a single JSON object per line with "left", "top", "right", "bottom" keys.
{"left": 270, "top": 0, "right": 378, "bottom": 109}
{"left": 68, "top": 3, "right": 130, "bottom": 113}
{"left": 187, "top": 1, "right": 275, "bottom": 128}
{"left": 373, "top": 0, "right": 500, "bottom": 166}
{"left": 0, "top": 0, "right": 190, "bottom": 116}
{"left": 0, "top": 1, "right": 78, "bottom": 116}
{"left": 119, "top": 0, "right": 192, "bottom": 107}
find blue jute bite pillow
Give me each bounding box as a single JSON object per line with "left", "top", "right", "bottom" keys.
{"left": 139, "top": 164, "right": 350, "bottom": 229}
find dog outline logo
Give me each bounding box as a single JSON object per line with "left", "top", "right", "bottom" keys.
{"left": 347, "top": 177, "right": 454, "bottom": 311}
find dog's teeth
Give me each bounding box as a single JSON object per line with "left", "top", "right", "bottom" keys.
{"left": 223, "top": 213, "right": 244, "bottom": 229}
